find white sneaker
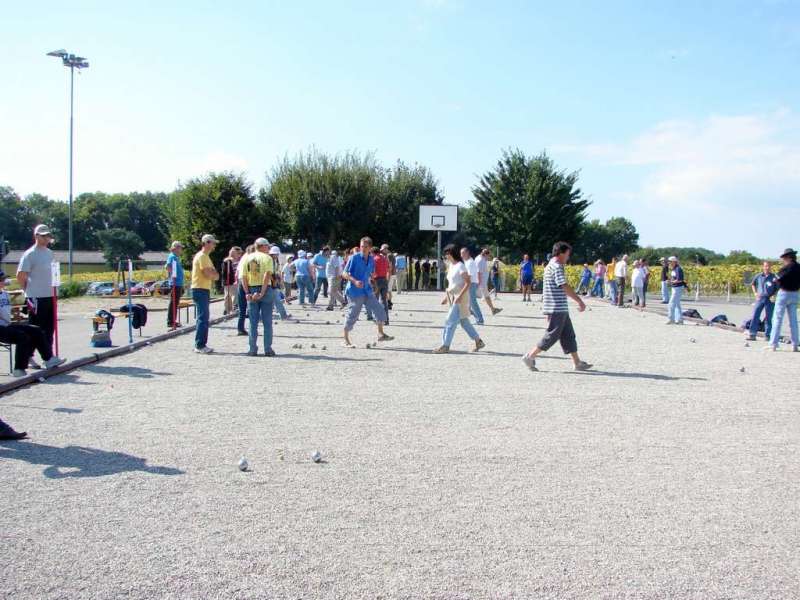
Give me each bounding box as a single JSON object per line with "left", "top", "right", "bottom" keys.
{"left": 521, "top": 354, "right": 537, "bottom": 371}
{"left": 763, "top": 345, "right": 778, "bottom": 352}
{"left": 12, "top": 369, "right": 27, "bottom": 378}
{"left": 44, "top": 356, "right": 66, "bottom": 369}
{"left": 194, "top": 346, "right": 214, "bottom": 354}
{"left": 28, "top": 358, "right": 42, "bottom": 369}
{"left": 665, "top": 320, "right": 674, "bottom": 325}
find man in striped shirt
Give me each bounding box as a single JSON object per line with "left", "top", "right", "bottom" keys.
{"left": 522, "top": 241, "right": 592, "bottom": 372}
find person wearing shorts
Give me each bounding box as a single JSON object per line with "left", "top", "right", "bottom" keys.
{"left": 519, "top": 254, "right": 533, "bottom": 302}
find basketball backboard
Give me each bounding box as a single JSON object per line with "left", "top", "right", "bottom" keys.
{"left": 419, "top": 205, "right": 458, "bottom": 231}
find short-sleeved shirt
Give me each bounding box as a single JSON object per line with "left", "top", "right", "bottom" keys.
{"left": 670, "top": 266, "right": 686, "bottom": 288}
{"left": 475, "top": 255, "right": 490, "bottom": 280}
{"left": 312, "top": 253, "right": 329, "bottom": 278}
{"left": 344, "top": 253, "right": 375, "bottom": 298}
{"left": 325, "top": 255, "right": 342, "bottom": 279}
{"left": 191, "top": 251, "right": 214, "bottom": 290}
{"left": 0, "top": 290, "right": 12, "bottom": 326}
{"left": 294, "top": 258, "right": 311, "bottom": 278}
{"left": 374, "top": 254, "right": 389, "bottom": 278}
{"left": 17, "top": 245, "right": 54, "bottom": 298}
{"left": 239, "top": 251, "right": 274, "bottom": 287}
{"left": 422, "top": 261, "right": 431, "bottom": 272}
{"left": 580, "top": 267, "right": 592, "bottom": 281}
{"left": 395, "top": 255, "right": 407, "bottom": 270}
{"left": 614, "top": 260, "right": 628, "bottom": 278}
{"left": 464, "top": 258, "right": 479, "bottom": 282}
{"left": 752, "top": 273, "right": 776, "bottom": 297}
{"left": 282, "top": 262, "right": 295, "bottom": 284}
{"left": 542, "top": 258, "right": 569, "bottom": 314}
{"left": 520, "top": 260, "right": 533, "bottom": 278}
{"left": 446, "top": 261, "right": 468, "bottom": 294}
{"left": 165, "top": 252, "right": 184, "bottom": 286}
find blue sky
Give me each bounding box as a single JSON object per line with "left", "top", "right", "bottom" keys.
{"left": 1, "top": 0, "right": 798, "bottom": 256}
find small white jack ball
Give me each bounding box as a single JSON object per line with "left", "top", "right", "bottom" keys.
{"left": 311, "top": 451, "right": 322, "bottom": 463}
{"left": 238, "top": 457, "right": 249, "bottom": 472}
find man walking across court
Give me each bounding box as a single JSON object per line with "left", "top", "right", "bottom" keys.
{"left": 325, "top": 249, "right": 346, "bottom": 310}
{"left": 191, "top": 234, "right": 219, "bottom": 353}
{"left": 522, "top": 241, "right": 591, "bottom": 372}
{"left": 240, "top": 238, "right": 276, "bottom": 356}
{"left": 165, "top": 241, "right": 185, "bottom": 328}
{"left": 311, "top": 247, "right": 330, "bottom": 304}
{"left": 475, "top": 248, "right": 502, "bottom": 316}
{"left": 16, "top": 224, "right": 59, "bottom": 367}
{"left": 342, "top": 237, "right": 394, "bottom": 348}
{"left": 461, "top": 247, "right": 485, "bottom": 325}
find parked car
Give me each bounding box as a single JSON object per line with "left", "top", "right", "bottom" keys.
{"left": 151, "top": 280, "right": 176, "bottom": 295}
{"left": 130, "top": 280, "right": 155, "bottom": 295}
{"left": 93, "top": 283, "right": 117, "bottom": 296}
{"left": 87, "top": 281, "right": 113, "bottom": 296}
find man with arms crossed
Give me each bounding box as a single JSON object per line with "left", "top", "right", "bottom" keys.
{"left": 191, "top": 234, "right": 219, "bottom": 354}
{"left": 240, "top": 238, "right": 276, "bottom": 356}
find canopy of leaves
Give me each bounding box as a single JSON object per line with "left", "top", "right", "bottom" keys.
{"left": 96, "top": 228, "right": 145, "bottom": 269}
{"left": 572, "top": 217, "right": 639, "bottom": 263}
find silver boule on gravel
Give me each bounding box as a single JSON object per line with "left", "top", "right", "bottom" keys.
{"left": 238, "top": 457, "right": 249, "bottom": 472}
{"left": 739, "top": 366, "right": 746, "bottom": 373}
{"left": 311, "top": 451, "right": 322, "bottom": 463}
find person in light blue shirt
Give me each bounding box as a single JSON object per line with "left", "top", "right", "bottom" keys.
{"left": 293, "top": 251, "right": 315, "bottom": 305}
{"left": 342, "top": 237, "right": 394, "bottom": 348}
{"left": 164, "top": 241, "right": 185, "bottom": 328}
{"left": 747, "top": 261, "right": 777, "bottom": 341}
{"left": 311, "top": 247, "right": 330, "bottom": 305}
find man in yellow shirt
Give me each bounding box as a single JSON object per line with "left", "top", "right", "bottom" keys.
{"left": 192, "top": 234, "right": 219, "bottom": 353}
{"left": 239, "top": 237, "right": 276, "bottom": 356}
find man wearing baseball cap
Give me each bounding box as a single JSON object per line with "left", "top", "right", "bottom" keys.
{"left": 191, "top": 234, "right": 219, "bottom": 353}
{"left": 766, "top": 248, "right": 800, "bottom": 352}
{"left": 165, "top": 241, "right": 185, "bottom": 328}
{"left": 16, "top": 224, "right": 59, "bottom": 366}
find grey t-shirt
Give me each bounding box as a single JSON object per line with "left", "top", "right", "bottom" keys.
{"left": 17, "top": 245, "right": 54, "bottom": 298}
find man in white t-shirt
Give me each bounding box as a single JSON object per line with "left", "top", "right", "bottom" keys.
{"left": 475, "top": 248, "right": 502, "bottom": 316}
{"left": 325, "top": 250, "right": 346, "bottom": 310}
{"left": 460, "top": 247, "right": 485, "bottom": 325}
{"left": 614, "top": 254, "right": 628, "bottom": 307}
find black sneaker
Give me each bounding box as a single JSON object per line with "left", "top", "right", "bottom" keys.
{"left": 0, "top": 421, "right": 27, "bottom": 441}
{"left": 264, "top": 349, "right": 276, "bottom": 357}
{"left": 237, "top": 330, "right": 248, "bottom": 336}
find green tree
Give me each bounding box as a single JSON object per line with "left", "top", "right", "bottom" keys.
{"left": 167, "top": 172, "right": 263, "bottom": 267}
{"left": 722, "top": 250, "right": 761, "bottom": 265}
{"left": 96, "top": 228, "right": 145, "bottom": 268}
{"left": 470, "top": 149, "right": 590, "bottom": 258}
{"left": 0, "top": 187, "right": 35, "bottom": 249}
{"left": 573, "top": 217, "right": 639, "bottom": 262}
{"left": 21, "top": 194, "right": 69, "bottom": 250}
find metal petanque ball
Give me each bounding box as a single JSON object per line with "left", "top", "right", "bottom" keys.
{"left": 311, "top": 451, "right": 322, "bottom": 463}
{"left": 739, "top": 367, "right": 746, "bottom": 373}
{"left": 238, "top": 457, "right": 249, "bottom": 472}
{"left": 690, "top": 338, "right": 696, "bottom": 343}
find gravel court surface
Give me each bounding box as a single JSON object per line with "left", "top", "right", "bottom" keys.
{"left": 1, "top": 291, "right": 799, "bottom": 599}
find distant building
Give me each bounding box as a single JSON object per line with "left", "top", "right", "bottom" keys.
{"left": 0, "top": 250, "right": 166, "bottom": 274}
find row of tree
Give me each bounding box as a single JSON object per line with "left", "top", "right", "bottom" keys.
{"left": 1, "top": 148, "right": 765, "bottom": 269}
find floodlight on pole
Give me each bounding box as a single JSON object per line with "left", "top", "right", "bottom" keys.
{"left": 47, "top": 49, "right": 89, "bottom": 279}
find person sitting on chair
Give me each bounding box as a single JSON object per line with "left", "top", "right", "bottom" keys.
{"left": 0, "top": 270, "right": 65, "bottom": 377}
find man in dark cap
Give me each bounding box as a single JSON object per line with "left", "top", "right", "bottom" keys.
{"left": 766, "top": 248, "right": 799, "bottom": 352}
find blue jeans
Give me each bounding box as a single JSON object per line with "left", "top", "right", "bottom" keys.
{"left": 591, "top": 278, "right": 604, "bottom": 298}
{"left": 237, "top": 284, "right": 247, "bottom": 333}
{"left": 296, "top": 275, "right": 314, "bottom": 305}
{"left": 248, "top": 287, "right": 275, "bottom": 353}
{"left": 469, "top": 283, "right": 484, "bottom": 324}
{"left": 608, "top": 279, "right": 618, "bottom": 304}
{"left": 192, "top": 288, "right": 211, "bottom": 349}
{"left": 442, "top": 302, "right": 480, "bottom": 347}
{"left": 749, "top": 296, "right": 774, "bottom": 339}
{"left": 312, "top": 276, "right": 328, "bottom": 304}
{"left": 661, "top": 280, "right": 670, "bottom": 303}
{"left": 769, "top": 290, "right": 799, "bottom": 348}
{"left": 273, "top": 290, "right": 289, "bottom": 320}
{"left": 668, "top": 286, "right": 684, "bottom": 323}
{"left": 576, "top": 277, "right": 590, "bottom": 294}
{"left": 492, "top": 274, "right": 500, "bottom": 295}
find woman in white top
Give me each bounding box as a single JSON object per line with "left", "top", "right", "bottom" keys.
{"left": 281, "top": 256, "right": 296, "bottom": 304}
{"left": 433, "top": 244, "right": 486, "bottom": 354}
{"left": 631, "top": 259, "right": 648, "bottom": 309}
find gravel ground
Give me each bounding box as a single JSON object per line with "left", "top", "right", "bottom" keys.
{"left": 1, "top": 291, "right": 798, "bottom": 599}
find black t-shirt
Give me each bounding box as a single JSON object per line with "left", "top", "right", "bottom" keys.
{"left": 422, "top": 261, "right": 431, "bottom": 272}
{"left": 777, "top": 261, "right": 800, "bottom": 291}
{"left": 661, "top": 265, "right": 669, "bottom": 281}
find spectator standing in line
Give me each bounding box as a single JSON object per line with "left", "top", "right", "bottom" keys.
{"left": 641, "top": 258, "right": 650, "bottom": 307}
{"left": 665, "top": 256, "right": 686, "bottom": 325}
{"left": 607, "top": 257, "right": 618, "bottom": 304}
{"left": 747, "top": 261, "right": 777, "bottom": 342}
{"left": 16, "top": 224, "right": 58, "bottom": 367}
{"left": 240, "top": 238, "right": 276, "bottom": 357}
{"left": 220, "top": 246, "right": 242, "bottom": 316}
{"left": 373, "top": 247, "right": 391, "bottom": 324}
{"left": 236, "top": 245, "right": 254, "bottom": 336}
{"left": 422, "top": 259, "right": 432, "bottom": 290}
{"left": 1, "top": 271, "right": 65, "bottom": 377}
{"left": 576, "top": 263, "right": 592, "bottom": 295}
{"left": 631, "top": 259, "right": 646, "bottom": 309}
{"left": 659, "top": 257, "right": 670, "bottom": 303}
{"left": 433, "top": 244, "right": 485, "bottom": 354}
{"left": 461, "top": 247, "right": 485, "bottom": 325}
{"left": 325, "top": 249, "right": 346, "bottom": 310}
{"left": 293, "top": 250, "right": 314, "bottom": 306}
{"left": 394, "top": 253, "right": 408, "bottom": 293}
{"left": 342, "top": 237, "right": 394, "bottom": 348}
{"left": 311, "top": 247, "right": 330, "bottom": 304}
{"left": 591, "top": 260, "right": 606, "bottom": 297}
{"left": 475, "top": 248, "right": 502, "bottom": 315}
{"left": 413, "top": 258, "right": 421, "bottom": 290}
{"left": 281, "top": 255, "right": 295, "bottom": 304}
{"left": 521, "top": 241, "right": 592, "bottom": 372}
{"left": 614, "top": 254, "right": 628, "bottom": 307}
{"left": 0, "top": 417, "right": 27, "bottom": 441}
{"left": 491, "top": 256, "right": 502, "bottom": 297}
{"left": 519, "top": 254, "right": 534, "bottom": 302}
{"left": 165, "top": 241, "right": 185, "bottom": 328}
{"left": 383, "top": 245, "right": 397, "bottom": 306}
{"left": 191, "top": 234, "right": 219, "bottom": 353}
{"left": 269, "top": 246, "right": 290, "bottom": 321}
{"left": 766, "top": 248, "right": 799, "bottom": 352}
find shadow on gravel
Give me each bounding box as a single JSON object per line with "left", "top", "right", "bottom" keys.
{"left": 3, "top": 404, "right": 84, "bottom": 414}
{"left": 83, "top": 365, "right": 171, "bottom": 379}
{"left": 568, "top": 370, "right": 707, "bottom": 381}
{"left": 482, "top": 323, "right": 545, "bottom": 330}
{"left": 40, "top": 373, "right": 94, "bottom": 386}
{"left": 274, "top": 334, "right": 342, "bottom": 340}
{"left": 0, "top": 441, "right": 184, "bottom": 479}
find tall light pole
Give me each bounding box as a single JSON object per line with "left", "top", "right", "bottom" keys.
{"left": 47, "top": 49, "right": 89, "bottom": 279}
